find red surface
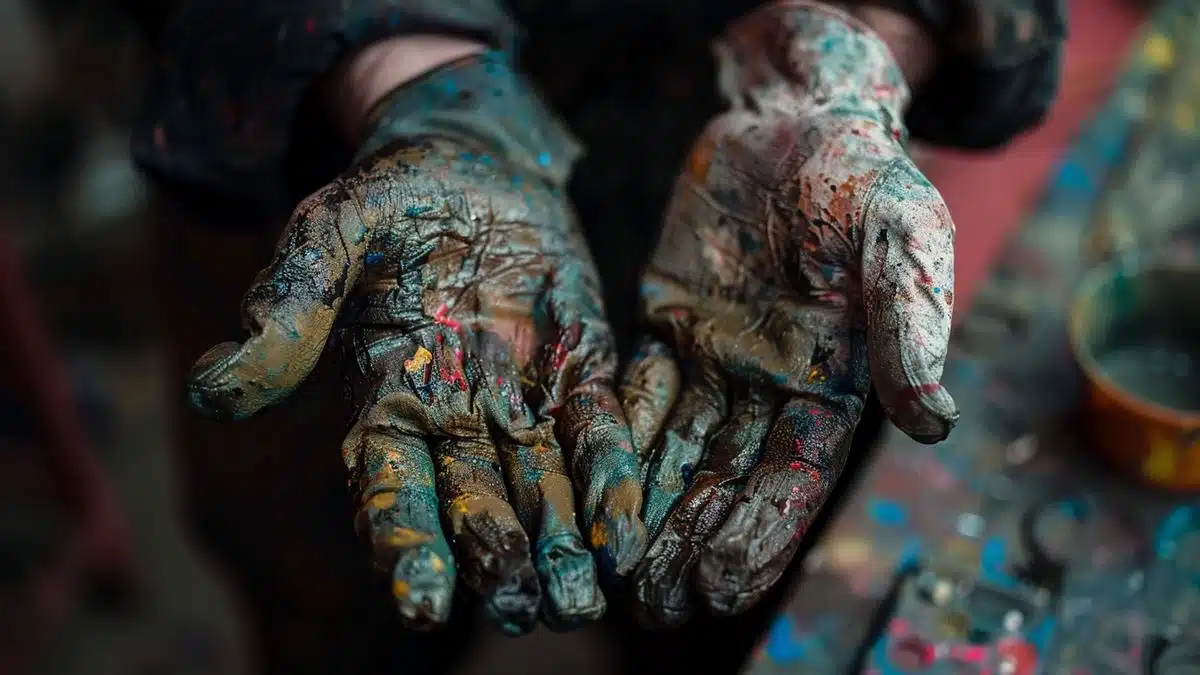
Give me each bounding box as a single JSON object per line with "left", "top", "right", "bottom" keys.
{"left": 924, "top": 0, "right": 1147, "bottom": 315}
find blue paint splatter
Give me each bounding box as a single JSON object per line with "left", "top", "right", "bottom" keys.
{"left": 1155, "top": 506, "right": 1197, "bottom": 559}
{"left": 897, "top": 537, "right": 923, "bottom": 572}
{"left": 639, "top": 281, "right": 664, "bottom": 300}
{"left": 1027, "top": 616, "right": 1056, "bottom": 652}
{"left": 867, "top": 498, "right": 908, "bottom": 527}
{"left": 365, "top": 252, "right": 384, "bottom": 265}
{"left": 980, "top": 536, "right": 1017, "bottom": 589}
{"left": 1051, "top": 161, "right": 1093, "bottom": 194}
{"left": 537, "top": 151, "right": 551, "bottom": 167}
{"left": 764, "top": 616, "right": 808, "bottom": 663}
{"left": 1058, "top": 498, "right": 1087, "bottom": 520}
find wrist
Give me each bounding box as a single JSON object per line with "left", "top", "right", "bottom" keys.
{"left": 848, "top": 4, "right": 935, "bottom": 89}
{"left": 717, "top": 1, "right": 929, "bottom": 117}
{"left": 325, "top": 35, "right": 488, "bottom": 146}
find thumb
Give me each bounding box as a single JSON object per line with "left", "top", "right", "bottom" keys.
{"left": 861, "top": 157, "right": 958, "bottom": 443}
{"left": 189, "top": 183, "right": 365, "bottom": 420}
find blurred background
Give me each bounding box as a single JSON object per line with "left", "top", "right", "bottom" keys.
{"left": 0, "top": 0, "right": 1160, "bottom": 674}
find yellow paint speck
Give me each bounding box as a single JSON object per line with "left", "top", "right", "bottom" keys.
{"left": 1144, "top": 34, "right": 1175, "bottom": 69}
{"left": 430, "top": 556, "right": 445, "bottom": 573}
{"left": 590, "top": 521, "right": 608, "bottom": 548}
{"left": 393, "top": 580, "right": 411, "bottom": 599}
{"left": 405, "top": 346, "right": 433, "bottom": 373}
{"left": 370, "top": 491, "right": 396, "bottom": 510}
{"left": 1143, "top": 433, "right": 1178, "bottom": 482}
{"left": 388, "top": 528, "right": 433, "bottom": 548}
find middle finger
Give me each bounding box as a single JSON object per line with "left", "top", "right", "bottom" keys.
{"left": 436, "top": 430, "right": 541, "bottom": 635}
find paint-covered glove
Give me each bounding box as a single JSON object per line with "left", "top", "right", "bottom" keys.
{"left": 621, "top": 2, "right": 959, "bottom": 626}
{"left": 186, "top": 53, "right": 647, "bottom": 634}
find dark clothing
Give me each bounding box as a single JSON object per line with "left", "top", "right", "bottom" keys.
{"left": 133, "top": 0, "right": 1066, "bottom": 215}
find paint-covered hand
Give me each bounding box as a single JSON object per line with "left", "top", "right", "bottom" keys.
{"left": 184, "top": 56, "right": 647, "bottom": 635}
{"left": 622, "top": 2, "right": 958, "bottom": 626}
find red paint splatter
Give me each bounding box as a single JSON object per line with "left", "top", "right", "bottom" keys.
{"left": 548, "top": 342, "right": 569, "bottom": 371}
{"left": 995, "top": 638, "right": 1039, "bottom": 675}
{"left": 305, "top": 18, "right": 315, "bottom": 33}
{"left": 433, "top": 305, "right": 462, "bottom": 331}
{"left": 893, "top": 382, "right": 943, "bottom": 405}
{"left": 949, "top": 645, "right": 987, "bottom": 663}
{"left": 439, "top": 364, "right": 467, "bottom": 392}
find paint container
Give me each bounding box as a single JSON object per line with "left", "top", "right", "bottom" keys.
{"left": 1068, "top": 259, "right": 1200, "bottom": 492}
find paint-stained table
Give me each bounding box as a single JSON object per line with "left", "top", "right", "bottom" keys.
{"left": 744, "top": 3, "right": 1200, "bottom": 673}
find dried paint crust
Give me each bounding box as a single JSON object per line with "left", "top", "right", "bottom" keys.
{"left": 187, "top": 53, "right": 648, "bottom": 634}
{"left": 620, "top": 2, "right": 959, "bottom": 626}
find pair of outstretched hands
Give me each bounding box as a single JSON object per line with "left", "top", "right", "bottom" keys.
{"left": 186, "top": 4, "right": 958, "bottom": 635}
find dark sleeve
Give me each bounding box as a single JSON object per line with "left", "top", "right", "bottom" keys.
{"left": 131, "top": 0, "right": 518, "bottom": 212}
{"left": 862, "top": 0, "right": 1067, "bottom": 149}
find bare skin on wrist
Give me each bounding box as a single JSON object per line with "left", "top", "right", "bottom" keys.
{"left": 325, "top": 35, "right": 487, "bottom": 145}
{"left": 850, "top": 4, "right": 936, "bottom": 88}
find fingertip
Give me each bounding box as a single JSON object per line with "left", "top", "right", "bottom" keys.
{"left": 534, "top": 534, "right": 607, "bottom": 631}
{"left": 186, "top": 341, "right": 261, "bottom": 420}
{"left": 631, "top": 563, "right": 692, "bottom": 629}
{"left": 455, "top": 522, "right": 541, "bottom": 636}
{"left": 630, "top": 530, "right": 696, "bottom": 629}
{"left": 882, "top": 381, "right": 959, "bottom": 444}
{"left": 392, "top": 546, "right": 456, "bottom": 629}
